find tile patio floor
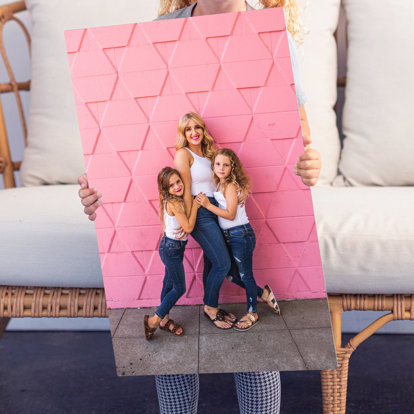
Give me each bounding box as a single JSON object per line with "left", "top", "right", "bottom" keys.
{"left": 109, "top": 298, "right": 337, "bottom": 376}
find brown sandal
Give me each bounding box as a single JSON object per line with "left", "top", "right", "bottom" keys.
{"left": 144, "top": 315, "right": 157, "bottom": 340}
{"left": 159, "top": 319, "right": 184, "bottom": 336}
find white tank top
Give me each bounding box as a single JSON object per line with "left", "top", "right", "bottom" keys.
{"left": 213, "top": 189, "right": 249, "bottom": 230}
{"left": 185, "top": 147, "right": 215, "bottom": 196}
{"left": 164, "top": 203, "right": 187, "bottom": 240}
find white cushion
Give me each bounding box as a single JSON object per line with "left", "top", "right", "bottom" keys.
{"left": 21, "top": 0, "right": 159, "bottom": 186}
{"left": 0, "top": 185, "right": 102, "bottom": 287}
{"left": 298, "top": 0, "right": 341, "bottom": 185}
{"left": 2, "top": 185, "right": 413, "bottom": 294}
{"left": 312, "top": 186, "right": 414, "bottom": 293}
{"left": 336, "top": 0, "right": 414, "bottom": 186}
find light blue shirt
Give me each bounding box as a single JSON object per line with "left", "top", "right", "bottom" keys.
{"left": 156, "top": 2, "right": 307, "bottom": 106}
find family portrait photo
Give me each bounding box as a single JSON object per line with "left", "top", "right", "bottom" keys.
{"left": 67, "top": 5, "right": 336, "bottom": 377}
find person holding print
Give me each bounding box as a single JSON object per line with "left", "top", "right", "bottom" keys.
{"left": 196, "top": 148, "right": 277, "bottom": 331}
{"left": 144, "top": 167, "right": 200, "bottom": 339}
{"left": 78, "top": 1, "right": 323, "bottom": 413}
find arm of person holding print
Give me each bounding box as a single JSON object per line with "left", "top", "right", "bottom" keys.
{"left": 296, "top": 105, "right": 321, "bottom": 187}
{"left": 169, "top": 198, "right": 200, "bottom": 234}
{"left": 195, "top": 184, "right": 238, "bottom": 221}
{"left": 287, "top": 30, "right": 321, "bottom": 187}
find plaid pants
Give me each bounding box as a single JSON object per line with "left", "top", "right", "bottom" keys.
{"left": 155, "top": 371, "right": 281, "bottom": 414}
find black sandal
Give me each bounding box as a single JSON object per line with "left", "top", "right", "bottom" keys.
{"left": 204, "top": 309, "right": 234, "bottom": 330}
{"left": 217, "top": 308, "right": 236, "bottom": 323}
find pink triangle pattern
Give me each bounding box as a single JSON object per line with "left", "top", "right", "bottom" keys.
{"left": 66, "top": 7, "right": 326, "bottom": 309}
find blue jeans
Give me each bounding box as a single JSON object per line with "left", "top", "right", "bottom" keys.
{"left": 190, "top": 197, "right": 231, "bottom": 308}
{"left": 156, "top": 236, "right": 187, "bottom": 319}
{"left": 227, "top": 259, "right": 264, "bottom": 303}
{"left": 223, "top": 223, "right": 260, "bottom": 313}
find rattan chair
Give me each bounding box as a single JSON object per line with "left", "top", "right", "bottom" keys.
{"left": 0, "top": 1, "right": 107, "bottom": 338}
{"left": 0, "top": 2, "right": 412, "bottom": 414}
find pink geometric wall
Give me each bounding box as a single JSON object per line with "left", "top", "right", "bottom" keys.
{"left": 66, "top": 8, "right": 325, "bottom": 309}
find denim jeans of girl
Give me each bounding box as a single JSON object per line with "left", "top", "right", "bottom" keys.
{"left": 156, "top": 236, "right": 187, "bottom": 319}
{"left": 190, "top": 197, "right": 230, "bottom": 308}
{"left": 227, "top": 256, "right": 264, "bottom": 301}
{"left": 222, "top": 223, "right": 260, "bottom": 313}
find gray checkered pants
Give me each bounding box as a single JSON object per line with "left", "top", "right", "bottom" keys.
{"left": 155, "top": 371, "right": 281, "bottom": 414}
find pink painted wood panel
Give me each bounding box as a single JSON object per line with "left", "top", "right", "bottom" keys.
{"left": 66, "top": 8, "right": 326, "bottom": 309}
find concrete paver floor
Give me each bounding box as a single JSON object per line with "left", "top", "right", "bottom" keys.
{"left": 109, "top": 299, "right": 337, "bottom": 376}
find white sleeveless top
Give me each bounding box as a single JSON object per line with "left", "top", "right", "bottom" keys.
{"left": 185, "top": 147, "right": 215, "bottom": 196}
{"left": 213, "top": 189, "right": 249, "bottom": 230}
{"left": 164, "top": 204, "right": 187, "bottom": 240}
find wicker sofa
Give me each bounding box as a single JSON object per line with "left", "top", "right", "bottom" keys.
{"left": 1, "top": 1, "right": 413, "bottom": 413}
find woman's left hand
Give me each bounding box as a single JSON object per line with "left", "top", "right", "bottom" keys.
{"left": 295, "top": 146, "right": 321, "bottom": 187}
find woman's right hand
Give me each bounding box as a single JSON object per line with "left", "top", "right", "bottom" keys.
{"left": 78, "top": 173, "right": 102, "bottom": 221}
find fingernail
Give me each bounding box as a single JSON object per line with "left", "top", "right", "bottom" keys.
{"left": 80, "top": 183, "right": 86, "bottom": 189}
{"left": 97, "top": 192, "right": 102, "bottom": 198}
{"left": 98, "top": 200, "right": 102, "bottom": 206}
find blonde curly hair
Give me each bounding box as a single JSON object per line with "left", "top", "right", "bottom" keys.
{"left": 175, "top": 112, "right": 216, "bottom": 160}
{"left": 158, "top": 0, "right": 303, "bottom": 43}
{"left": 212, "top": 148, "right": 251, "bottom": 202}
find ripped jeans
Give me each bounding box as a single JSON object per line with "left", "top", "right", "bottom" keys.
{"left": 222, "top": 223, "right": 260, "bottom": 313}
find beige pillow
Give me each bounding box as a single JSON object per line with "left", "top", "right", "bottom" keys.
{"left": 336, "top": 0, "right": 414, "bottom": 186}
{"left": 297, "top": 0, "right": 341, "bottom": 185}
{"left": 21, "top": 0, "right": 159, "bottom": 186}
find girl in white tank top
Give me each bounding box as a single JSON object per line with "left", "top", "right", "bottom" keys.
{"left": 144, "top": 167, "right": 200, "bottom": 339}
{"left": 195, "top": 149, "right": 280, "bottom": 331}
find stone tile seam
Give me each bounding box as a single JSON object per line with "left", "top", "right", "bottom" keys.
{"left": 197, "top": 305, "right": 201, "bottom": 372}
{"left": 281, "top": 315, "right": 308, "bottom": 369}
{"left": 111, "top": 309, "right": 126, "bottom": 338}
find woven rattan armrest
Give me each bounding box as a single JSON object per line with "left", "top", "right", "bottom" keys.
{"left": 0, "top": 1, "right": 106, "bottom": 338}
{"left": 0, "top": 1, "right": 29, "bottom": 188}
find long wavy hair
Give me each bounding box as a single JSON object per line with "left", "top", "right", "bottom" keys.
{"left": 176, "top": 112, "right": 216, "bottom": 160}
{"left": 157, "top": 166, "right": 185, "bottom": 229}
{"left": 212, "top": 148, "right": 251, "bottom": 202}
{"left": 158, "top": 0, "right": 304, "bottom": 43}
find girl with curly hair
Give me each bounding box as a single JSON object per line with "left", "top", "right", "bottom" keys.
{"left": 196, "top": 148, "right": 280, "bottom": 331}
{"left": 144, "top": 167, "right": 200, "bottom": 339}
